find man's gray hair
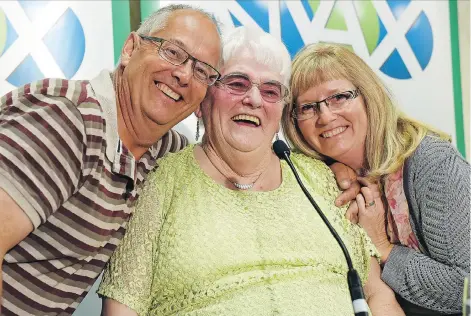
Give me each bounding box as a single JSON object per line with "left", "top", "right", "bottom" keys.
{"left": 137, "top": 4, "right": 221, "bottom": 36}
{"left": 221, "top": 26, "right": 291, "bottom": 86}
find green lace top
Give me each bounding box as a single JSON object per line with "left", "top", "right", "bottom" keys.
{"left": 98, "top": 145, "right": 377, "bottom": 315}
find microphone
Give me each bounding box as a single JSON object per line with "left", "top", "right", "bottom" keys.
{"left": 273, "top": 140, "right": 369, "bottom": 316}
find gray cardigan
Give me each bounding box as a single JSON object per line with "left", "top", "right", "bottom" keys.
{"left": 381, "top": 135, "right": 470, "bottom": 313}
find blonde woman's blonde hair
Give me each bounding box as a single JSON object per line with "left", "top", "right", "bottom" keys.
{"left": 282, "top": 43, "right": 449, "bottom": 179}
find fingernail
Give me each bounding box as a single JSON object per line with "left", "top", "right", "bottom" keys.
{"left": 335, "top": 199, "right": 343, "bottom": 207}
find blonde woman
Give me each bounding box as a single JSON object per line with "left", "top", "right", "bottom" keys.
{"left": 282, "top": 43, "right": 470, "bottom": 315}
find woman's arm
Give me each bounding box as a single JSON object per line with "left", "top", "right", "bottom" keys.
{"left": 97, "top": 170, "right": 165, "bottom": 315}
{"left": 102, "top": 298, "right": 138, "bottom": 316}
{"left": 356, "top": 140, "right": 470, "bottom": 313}
{"left": 364, "top": 257, "right": 404, "bottom": 316}
{"left": 381, "top": 141, "right": 470, "bottom": 313}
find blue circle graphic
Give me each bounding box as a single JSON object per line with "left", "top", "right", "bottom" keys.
{"left": 3, "top": 2, "right": 85, "bottom": 87}
{"left": 380, "top": 0, "right": 433, "bottom": 79}
{"left": 229, "top": 0, "right": 434, "bottom": 80}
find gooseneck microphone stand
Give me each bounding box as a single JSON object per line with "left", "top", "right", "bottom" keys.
{"left": 273, "top": 140, "right": 369, "bottom": 316}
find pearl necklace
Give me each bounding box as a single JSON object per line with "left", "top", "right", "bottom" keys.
{"left": 202, "top": 145, "right": 262, "bottom": 190}
{"left": 232, "top": 181, "right": 255, "bottom": 190}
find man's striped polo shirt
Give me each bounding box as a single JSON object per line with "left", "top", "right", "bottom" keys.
{"left": 0, "top": 70, "right": 187, "bottom": 315}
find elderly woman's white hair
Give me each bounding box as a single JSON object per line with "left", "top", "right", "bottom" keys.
{"left": 221, "top": 26, "right": 291, "bottom": 86}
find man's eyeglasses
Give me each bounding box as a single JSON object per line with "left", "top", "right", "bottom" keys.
{"left": 216, "top": 73, "right": 288, "bottom": 103}
{"left": 139, "top": 35, "right": 220, "bottom": 86}
{"left": 292, "top": 89, "right": 360, "bottom": 121}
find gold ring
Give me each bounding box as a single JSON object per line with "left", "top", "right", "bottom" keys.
{"left": 366, "top": 201, "right": 375, "bottom": 207}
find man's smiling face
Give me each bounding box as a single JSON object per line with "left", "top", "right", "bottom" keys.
{"left": 121, "top": 10, "right": 221, "bottom": 129}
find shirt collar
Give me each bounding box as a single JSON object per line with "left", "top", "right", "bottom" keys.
{"left": 89, "top": 69, "right": 120, "bottom": 164}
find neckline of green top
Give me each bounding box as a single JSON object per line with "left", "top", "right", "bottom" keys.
{"left": 189, "top": 144, "right": 293, "bottom": 196}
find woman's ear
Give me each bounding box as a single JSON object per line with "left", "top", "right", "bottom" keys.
{"left": 194, "top": 104, "right": 203, "bottom": 119}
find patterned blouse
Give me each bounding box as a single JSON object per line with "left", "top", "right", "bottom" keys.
{"left": 98, "top": 145, "right": 378, "bottom": 315}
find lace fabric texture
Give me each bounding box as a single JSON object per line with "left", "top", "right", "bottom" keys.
{"left": 98, "top": 145, "right": 378, "bottom": 315}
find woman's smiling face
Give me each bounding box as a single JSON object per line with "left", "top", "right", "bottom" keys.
{"left": 296, "top": 79, "right": 368, "bottom": 169}
{"left": 201, "top": 54, "right": 285, "bottom": 153}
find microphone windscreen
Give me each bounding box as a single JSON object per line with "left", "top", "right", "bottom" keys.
{"left": 273, "top": 140, "right": 290, "bottom": 159}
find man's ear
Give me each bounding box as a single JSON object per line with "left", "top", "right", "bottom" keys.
{"left": 120, "top": 32, "right": 140, "bottom": 67}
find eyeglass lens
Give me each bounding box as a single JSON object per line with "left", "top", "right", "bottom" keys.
{"left": 296, "top": 91, "right": 355, "bottom": 118}
{"left": 220, "top": 75, "right": 284, "bottom": 103}
{"left": 159, "top": 41, "right": 218, "bottom": 84}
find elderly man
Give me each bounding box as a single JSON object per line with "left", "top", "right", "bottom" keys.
{"left": 0, "top": 4, "right": 221, "bottom": 315}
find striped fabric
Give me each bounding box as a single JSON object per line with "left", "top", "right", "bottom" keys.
{"left": 0, "top": 70, "right": 187, "bottom": 315}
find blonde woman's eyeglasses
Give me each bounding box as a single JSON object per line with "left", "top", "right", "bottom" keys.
{"left": 292, "top": 89, "right": 360, "bottom": 121}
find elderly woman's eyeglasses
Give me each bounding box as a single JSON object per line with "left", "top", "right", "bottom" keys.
{"left": 216, "top": 73, "right": 288, "bottom": 103}
{"left": 292, "top": 89, "right": 360, "bottom": 121}
{"left": 139, "top": 35, "right": 220, "bottom": 86}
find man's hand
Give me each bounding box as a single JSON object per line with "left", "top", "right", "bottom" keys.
{"left": 329, "top": 162, "right": 361, "bottom": 214}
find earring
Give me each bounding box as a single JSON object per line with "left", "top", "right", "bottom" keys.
{"left": 195, "top": 119, "right": 200, "bottom": 141}
{"left": 275, "top": 132, "right": 280, "bottom": 141}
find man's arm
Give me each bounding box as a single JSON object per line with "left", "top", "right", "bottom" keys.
{"left": 0, "top": 189, "right": 34, "bottom": 312}
{"left": 364, "top": 257, "right": 404, "bottom": 315}
{"left": 0, "top": 82, "right": 88, "bottom": 312}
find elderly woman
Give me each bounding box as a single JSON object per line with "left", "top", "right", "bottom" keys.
{"left": 282, "top": 43, "right": 470, "bottom": 315}
{"left": 97, "top": 28, "right": 403, "bottom": 315}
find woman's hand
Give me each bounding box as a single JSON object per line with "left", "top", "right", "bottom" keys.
{"left": 101, "top": 298, "right": 138, "bottom": 316}
{"left": 329, "top": 162, "right": 361, "bottom": 209}
{"left": 354, "top": 177, "right": 393, "bottom": 264}
{"left": 330, "top": 163, "right": 394, "bottom": 263}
